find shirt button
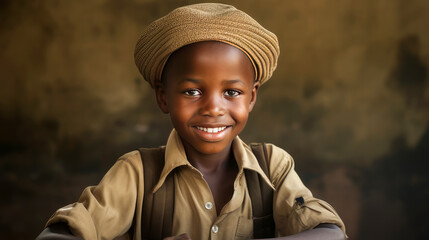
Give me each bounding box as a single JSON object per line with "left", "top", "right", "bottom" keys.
{"left": 205, "top": 202, "right": 213, "bottom": 210}
{"left": 212, "top": 225, "right": 219, "bottom": 234}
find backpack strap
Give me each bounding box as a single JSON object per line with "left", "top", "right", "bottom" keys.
{"left": 247, "top": 143, "right": 275, "bottom": 238}
{"left": 139, "top": 147, "right": 174, "bottom": 240}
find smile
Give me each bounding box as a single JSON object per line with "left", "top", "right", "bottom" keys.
{"left": 195, "top": 126, "right": 227, "bottom": 133}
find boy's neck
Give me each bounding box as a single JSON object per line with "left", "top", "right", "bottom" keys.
{"left": 183, "top": 142, "right": 234, "bottom": 174}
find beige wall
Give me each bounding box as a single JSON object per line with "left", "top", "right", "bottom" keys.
{"left": 1, "top": 0, "right": 428, "bottom": 239}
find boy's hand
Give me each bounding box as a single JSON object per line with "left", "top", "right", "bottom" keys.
{"left": 163, "top": 233, "right": 192, "bottom": 240}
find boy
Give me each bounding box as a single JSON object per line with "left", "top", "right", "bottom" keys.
{"left": 37, "top": 3, "right": 346, "bottom": 240}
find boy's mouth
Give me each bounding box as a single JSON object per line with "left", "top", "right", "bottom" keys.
{"left": 193, "top": 125, "right": 232, "bottom": 142}
{"left": 195, "top": 126, "right": 227, "bottom": 133}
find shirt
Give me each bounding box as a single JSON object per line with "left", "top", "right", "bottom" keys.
{"left": 46, "top": 129, "right": 346, "bottom": 240}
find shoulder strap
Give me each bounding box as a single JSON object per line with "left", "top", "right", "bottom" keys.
{"left": 247, "top": 143, "right": 275, "bottom": 238}
{"left": 139, "top": 147, "right": 174, "bottom": 240}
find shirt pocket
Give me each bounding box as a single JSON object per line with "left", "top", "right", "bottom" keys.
{"left": 235, "top": 216, "right": 253, "bottom": 240}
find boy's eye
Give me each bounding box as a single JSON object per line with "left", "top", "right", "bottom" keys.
{"left": 225, "top": 89, "right": 241, "bottom": 97}
{"left": 183, "top": 89, "right": 201, "bottom": 96}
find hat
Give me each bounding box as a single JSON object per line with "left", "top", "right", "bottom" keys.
{"left": 134, "top": 3, "right": 280, "bottom": 87}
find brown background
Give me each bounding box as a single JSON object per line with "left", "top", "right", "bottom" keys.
{"left": 1, "top": 0, "right": 428, "bottom": 239}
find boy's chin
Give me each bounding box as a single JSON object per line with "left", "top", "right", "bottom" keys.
{"left": 184, "top": 140, "right": 234, "bottom": 156}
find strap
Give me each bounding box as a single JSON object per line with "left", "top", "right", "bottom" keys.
{"left": 139, "top": 147, "right": 174, "bottom": 240}
{"left": 247, "top": 143, "right": 275, "bottom": 238}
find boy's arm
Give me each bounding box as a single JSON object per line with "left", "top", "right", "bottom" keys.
{"left": 41, "top": 151, "right": 143, "bottom": 239}
{"left": 253, "top": 223, "right": 345, "bottom": 240}
{"left": 267, "top": 144, "right": 346, "bottom": 237}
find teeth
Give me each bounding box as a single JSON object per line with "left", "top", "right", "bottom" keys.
{"left": 196, "top": 126, "right": 227, "bottom": 133}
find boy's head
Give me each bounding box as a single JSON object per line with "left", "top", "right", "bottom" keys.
{"left": 156, "top": 40, "right": 257, "bottom": 155}
{"left": 134, "top": 3, "right": 279, "bottom": 155}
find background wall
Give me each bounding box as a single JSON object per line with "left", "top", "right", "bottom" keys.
{"left": 1, "top": 0, "right": 428, "bottom": 239}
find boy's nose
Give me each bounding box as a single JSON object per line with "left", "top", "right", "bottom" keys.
{"left": 199, "top": 94, "right": 226, "bottom": 117}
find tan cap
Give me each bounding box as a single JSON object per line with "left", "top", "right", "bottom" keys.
{"left": 134, "top": 3, "right": 280, "bottom": 87}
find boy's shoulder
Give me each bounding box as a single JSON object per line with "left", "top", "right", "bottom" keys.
{"left": 118, "top": 146, "right": 166, "bottom": 161}
{"left": 248, "top": 142, "right": 294, "bottom": 163}
{"left": 248, "top": 142, "right": 295, "bottom": 185}
{"left": 117, "top": 149, "right": 141, "bottom": 163}
{"left": 116, "top": 146, "right": 167, "bottom": 170}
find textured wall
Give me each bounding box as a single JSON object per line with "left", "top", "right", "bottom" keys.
{"left": 1, "top": 0, "right": 428, "bottom": 239}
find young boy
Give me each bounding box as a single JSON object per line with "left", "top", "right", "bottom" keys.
{"left": 37, "top": 3, "right": 346, "bottom": 240}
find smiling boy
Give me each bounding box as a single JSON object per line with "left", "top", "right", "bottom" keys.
{"left": 37, "top": 3, "right": 346, "bottom": 240}
{"left": 157, "top": 41, "right": 256, "bottom": 219}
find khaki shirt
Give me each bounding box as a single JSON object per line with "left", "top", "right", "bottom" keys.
{"left": 46, "top": 129, "right": 345, "bottom": 240}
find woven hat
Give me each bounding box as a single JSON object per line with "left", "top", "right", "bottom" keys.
{"left": 134, "top": 3, "right": 280, "bottom": 87}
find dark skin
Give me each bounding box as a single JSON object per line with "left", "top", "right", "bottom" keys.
{"left": 36, "top": 41, "right": 345, "bottom": 240}
{"left": 192, "top": 151, "right": 238, "bottom": 216}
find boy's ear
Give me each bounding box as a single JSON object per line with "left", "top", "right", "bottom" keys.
{"left": 155, "top": 82, "right": 169, "bottom": 114}
{"left": 248, "top": 81, "right": 260, "bottom": 112}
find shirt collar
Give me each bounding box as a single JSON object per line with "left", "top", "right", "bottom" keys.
{"left": 152, "top": 129, "right": 274, "bottom": 193}
{"left": 232, "top": 136, "right": 275, "bottom": 190}
{"left": 153, "top": 129, "right": 190, "bottom": 193}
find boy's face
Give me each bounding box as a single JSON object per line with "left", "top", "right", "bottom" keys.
{"left": 156, "top": 41, "right": 259, "bottom": 156}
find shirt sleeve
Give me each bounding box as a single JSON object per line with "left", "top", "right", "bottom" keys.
{"left": 45, "top": 150, "right": 143, "bottom": 240}
{"left": 267, "top": 144, "right": 346, "bottom": 236}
